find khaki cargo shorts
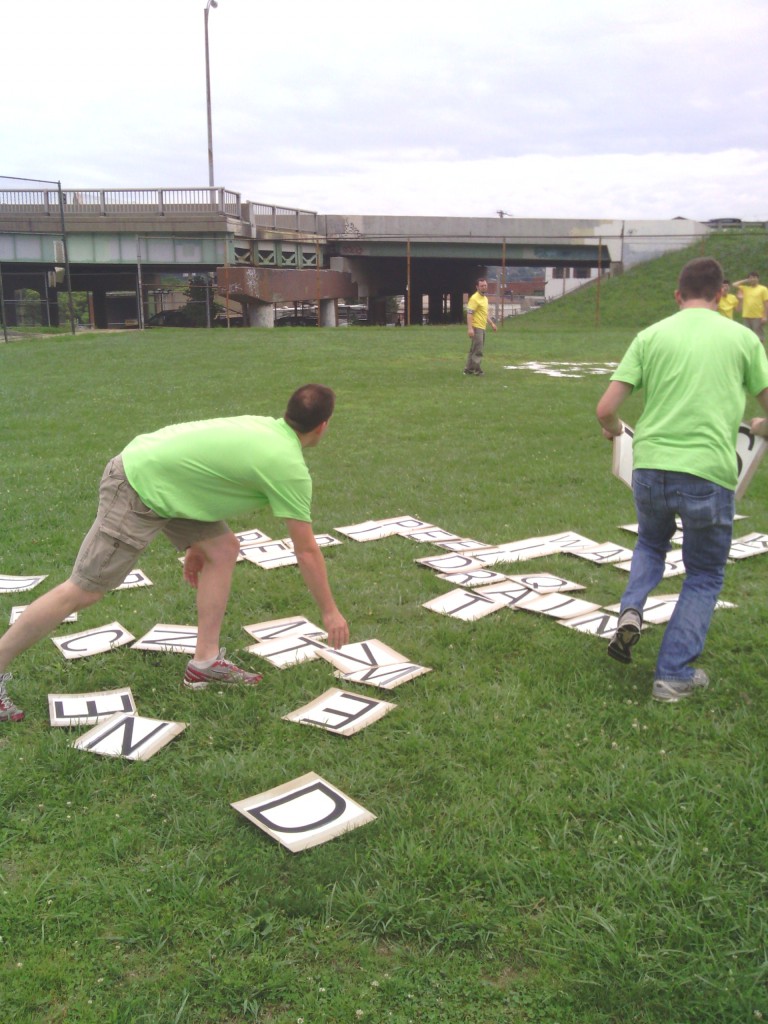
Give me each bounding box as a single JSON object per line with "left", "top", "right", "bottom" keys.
{"left": 70, "top": 455, "right": 230, "bottom": 592}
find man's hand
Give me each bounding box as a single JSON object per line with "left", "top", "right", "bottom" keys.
{"left": 601, "top": 422, "right": 624, "bottom": 441}
{"left": 183, "top": 545, "right": 205, "bottom": 588}
{"left": 323, "top": 609, "right": 350, "bottom": 650}
{"left": 285, "top": 519, "right": 349, "bottom": 649}
{"left": 749, "top": 416, "right": 768, "bottom": 437}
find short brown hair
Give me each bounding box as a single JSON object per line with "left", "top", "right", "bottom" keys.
{"left": 677, "top": 257, "right": 724, "bottom": 301}
{"left": 284, "top": 384, "right": 335, "bottom": 433}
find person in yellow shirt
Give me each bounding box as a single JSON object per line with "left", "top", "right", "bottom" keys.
{"left": 464, "top": 278, "right": 497, "bottom": 376}
{"left": 717, "top": 280, "right": 740, "bottom": 319}
{"left": 734, "top": 272, "right": 768, "bottom": 341}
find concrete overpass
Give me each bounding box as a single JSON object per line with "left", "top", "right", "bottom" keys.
{"left": 319, "top": 213, "right": 709, "bottom": 324}
{"left": 0, "top": 185, "right": 709, "bottom": 327}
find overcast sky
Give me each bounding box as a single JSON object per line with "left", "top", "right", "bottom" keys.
{"left": 4, "top": 0, "right": 767, "bottom": 221}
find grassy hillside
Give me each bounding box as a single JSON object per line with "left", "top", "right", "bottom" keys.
{"left": 514, "top": 229, "right": 768, "bottom": 332}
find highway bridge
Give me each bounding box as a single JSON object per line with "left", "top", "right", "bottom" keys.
{"left": 0, "top": 185, "right": 709, "bottom": 328}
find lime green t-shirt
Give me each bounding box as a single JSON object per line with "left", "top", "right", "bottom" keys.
{"left": 612, "top": 308, "right": 768, "bottom": 489}
{"left": 121, "top": 416, "right": 312, "bottom": 522}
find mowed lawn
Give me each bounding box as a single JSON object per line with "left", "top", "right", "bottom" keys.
{"left": 1, "top": 240, "right": 767, "bottom": 1023}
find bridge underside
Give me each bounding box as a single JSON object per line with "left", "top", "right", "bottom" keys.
{"left": 2, "top": 193, "right": 707, "bottom": 328}
{"left": 0, "top": 261, "right": 221, "bottom": 329}
{"left": 0, "top": 249, "right": 607, "bottom": 328}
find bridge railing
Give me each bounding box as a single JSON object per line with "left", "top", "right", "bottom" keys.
{"left": 245, "top": 202, "right": 319, "bottom": 235}
{"left": 0, "top": 187, "right": 242, "bottom": 218}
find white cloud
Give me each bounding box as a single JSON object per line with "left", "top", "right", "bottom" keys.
{"left": 240, "top": 149, "right": 768, "bottom": 221}
{"left": 2, "top": 0, "right": 767, "bottom": 221}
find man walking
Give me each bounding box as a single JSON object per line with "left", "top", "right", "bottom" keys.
{"left": 0, "top": 384, "right": 349, "bottom": 723}
{"left": 464, "top": 278, "right": 497, "bottom": 376}
{"left": 596, "top": 258, "right": 768, "bottom": 702}
{"left": 734, "top": 272, "right": 768, "bottom": 341}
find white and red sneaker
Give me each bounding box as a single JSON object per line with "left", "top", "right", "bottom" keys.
{"left": 183, "top": 649, "right": 263, "bottom": 690}
{"left": 0, "top": 673, "right": 24, "bottom": 722}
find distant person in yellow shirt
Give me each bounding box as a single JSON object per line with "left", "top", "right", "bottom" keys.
{"left": 717, "top": 280, "right": 740, "bottom": 319}
{"left": 734, "top": 272, "right": 768, "bottom": 341}
{"left": 464, "top": 278, "right": 497, "bottom": 376}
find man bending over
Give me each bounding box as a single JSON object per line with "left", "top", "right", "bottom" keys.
{"left": 0, "top": 384, "right": 349, "bottom": 723}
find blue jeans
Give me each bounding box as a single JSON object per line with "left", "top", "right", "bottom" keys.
{"left": 620, "top": 469, "right": 734, "bottom": 682}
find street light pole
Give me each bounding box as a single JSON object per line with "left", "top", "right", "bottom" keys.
{"left": 204, "top": 0, "right": 218, "bottom": 188}
{"left": 56, "top": 181, "right": 77, "bottom": 335}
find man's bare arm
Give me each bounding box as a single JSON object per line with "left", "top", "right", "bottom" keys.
{"left": 749, "top": 387, "right": 768, "bottom": 437}
{"left": 285, "top": 519, "right": 349, "bottom": 649}
{"left": 596, "top": 381, "right": 634, "bottom": 439}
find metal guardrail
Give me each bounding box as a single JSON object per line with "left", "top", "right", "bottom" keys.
{"left": 245, "top": 203, "right": 319, "bottom": 235}
{"left": 0, "top": 188, "right": 321, "bottom": 235}
{"left": 0, "top": 187, "right": 242, "bottom": 218}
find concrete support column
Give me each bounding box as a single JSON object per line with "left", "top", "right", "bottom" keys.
{"left": 368, "top": 297, "right": 387, "bottom": 326}
{"left": 319, "top": 297, "right": 337, "bottom": 327}
{"left": 1, "top": 274, "right": 18, "bottom": 326}
{"left": 247, "top": 301, "right": 275, "bottom": 327}
{"left": 428, "top": 292, "right": 443, "bottom": 325}
{"left": 407, "top": 291, "right": 423, "bottom": 326}
{"left": 49, "top": 289, "right": 61, "bottom": 327}
{"left": 91, "top": 288, "right": 108, "bottom": 329}
{"left": 450, "top": 291, "right": 464, "bottom": 324}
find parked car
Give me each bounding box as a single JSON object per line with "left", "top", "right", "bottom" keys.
{"left": 146, "top": 310, "right": 244, "bottom": 327}
{"left": 338, "top": 303, "right": 368, "bottom": 326}
{"left": 146, "top": 309, "right": 190, "bottom": 327}
{"left": 275, "top": 314, "right": 318, "bottom": 327}
{"left": 705, "top": 218, "right": 742, "bottom": 229}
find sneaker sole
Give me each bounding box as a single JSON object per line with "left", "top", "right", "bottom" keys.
{"left": 0, "top": 710, "right": 25, "bottom": 722}
{"left": 182, "top": 674, "right": 263, "bottom": 691}
{"left": 182, "top": 678, "right": 210, "bottom": 691}
{"left": 652, "top": 687, "right": 693, "bottom": 703}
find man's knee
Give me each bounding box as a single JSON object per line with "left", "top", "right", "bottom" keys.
{"left": 201, "top": 531, "right": 240, "bottom": 564}
{"left": 63, "top": 579, "right": 107, "bottom": 610}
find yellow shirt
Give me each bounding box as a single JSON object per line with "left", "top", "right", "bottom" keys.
{"left": 738, "top": 283, "right": 768, "bottom": 319}
{"left": 718, "top": 293, "right": 740, "bottom": 319}
{"left": 467, "top": 291, "right": 489, "bottom": 330}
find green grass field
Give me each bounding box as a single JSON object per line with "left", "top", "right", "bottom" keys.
{"left": 1, "top": 234, "right": 767, "bottom": 1023}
